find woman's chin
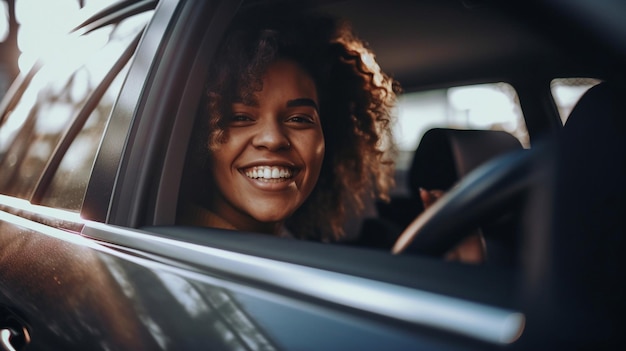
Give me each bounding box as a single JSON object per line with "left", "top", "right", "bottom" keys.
{"left": 251, "top": 212, "right": 290, "bottom": 225}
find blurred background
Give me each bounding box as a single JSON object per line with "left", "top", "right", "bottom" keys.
{"left": 0, "top": 0, "right": 112, "bottom": 96}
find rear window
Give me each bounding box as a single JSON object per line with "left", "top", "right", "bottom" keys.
{"left": 391, "top": 82, "right": 527, "bottom": 196}
{"left": 550, "top": 78, "right": 602, "bottom": 125}
{"left": 393, "top": 83, "right": 527, "bottom": 165}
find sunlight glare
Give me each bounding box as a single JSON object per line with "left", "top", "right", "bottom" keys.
{"left": 15, "top": 0, "right": 81, "bottom": 72}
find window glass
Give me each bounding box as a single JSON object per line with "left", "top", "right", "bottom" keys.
{"left": 38, "top": 62, "right": 131, "bottom": 210}
{"left": 550, "top": 78, "right": 602, "bottom": 125}
{"left": 0, "top": 1, "right": 8, "bottom": 43}
{"left": 0, "top": 11, "right": 152, "bottom": 202}
{"left": 393, "top": 83, "right": 527, "bottom": 172}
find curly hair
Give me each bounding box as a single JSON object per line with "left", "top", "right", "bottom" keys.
{"left": 198, "top": 4, "right": 399, "bottom": 241}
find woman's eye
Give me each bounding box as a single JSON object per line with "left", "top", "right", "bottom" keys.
{"left": 229, "top": 114, "right": 254, "bottom": 124}
{"left": 287, "top": 115, "right": 314, "bottom": 124}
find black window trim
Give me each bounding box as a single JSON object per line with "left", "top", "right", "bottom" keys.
{"left": 82, "top": 0, "right": 184, "bottom": 223}
{"left": 150, "top": 0, "right": 243, "bottom": 226}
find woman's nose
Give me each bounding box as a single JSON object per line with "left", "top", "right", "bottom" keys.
{"left": 251, "top": 119, "right": 291, "bottom": 151}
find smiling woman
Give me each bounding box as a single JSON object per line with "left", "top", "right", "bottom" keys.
{"left": 201, "top": 59, "right": 325, "bottom": 235}
{"left": 179, "top": 3, "right": 399, "bottom": 241}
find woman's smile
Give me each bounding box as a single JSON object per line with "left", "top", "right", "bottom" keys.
{"left": 242, "top": 165, "right": 295, "bottom": 182}
{"left": 238, "top": 163, "right": 300, "bottom": 191}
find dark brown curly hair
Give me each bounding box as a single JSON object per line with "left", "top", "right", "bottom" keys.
{"left": 197, "top": 4, "right": 399, "bottom": 241}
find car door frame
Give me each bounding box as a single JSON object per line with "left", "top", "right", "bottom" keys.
{"left": 83, "top": 0, "right": 243, "bottom": 228}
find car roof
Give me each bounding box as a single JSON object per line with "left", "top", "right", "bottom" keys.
{"left": 309, "top": 0, "right": 626, "bottom": 91}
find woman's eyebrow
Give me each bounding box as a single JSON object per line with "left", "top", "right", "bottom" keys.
{"left": 287, "top": 98, "right": 319, "bottom": 112}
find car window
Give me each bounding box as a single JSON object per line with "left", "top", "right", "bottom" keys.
{"left": 392, "top": 82, "right": 527, "bottom": 194}
{"left": 0, "top": 11, "right": 152, "bottom": 208}
{"left": 37, "top": 63, "right": 132, "bottom": 210}
{"left": 550, "top": 78, "right": 602, "bottom": 125}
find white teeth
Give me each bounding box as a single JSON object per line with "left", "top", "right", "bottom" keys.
{"left": 244, "top": 166, "right": 293, "bottom": 180}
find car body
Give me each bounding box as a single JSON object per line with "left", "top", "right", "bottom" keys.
{"left": 1, "top": 0, "right": 624, "bottom": 350}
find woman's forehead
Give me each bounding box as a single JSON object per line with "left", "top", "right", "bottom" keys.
{"left": 234, "top": 59, "right": 318, "bottom": 103}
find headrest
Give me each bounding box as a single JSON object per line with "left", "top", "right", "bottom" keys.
{"left": 408, "top": 128, "right": 523, "bottom": 196}
{"left": 563, "top": 82, "right": 623, "bottom": 135}
{"left": 547, "top": 84, "right": 626, "bottom": 342}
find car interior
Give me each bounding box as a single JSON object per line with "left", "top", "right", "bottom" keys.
{"left": 169, "top": 0, "right": 625, "bottom": 344}
{"left": 175, "top": 0, "right": 621, "bottom": 256}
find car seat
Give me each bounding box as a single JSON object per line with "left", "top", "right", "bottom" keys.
{"left": 521, "top": 81, "right": 626, "bottom": 347}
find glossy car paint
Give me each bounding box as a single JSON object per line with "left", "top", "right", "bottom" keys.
{"left": 0, "top": 195, "right": 522, "bottom": 350}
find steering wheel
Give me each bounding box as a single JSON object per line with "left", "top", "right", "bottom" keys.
{"left": 391, "top": 143, "right": 549, "bottom": 256}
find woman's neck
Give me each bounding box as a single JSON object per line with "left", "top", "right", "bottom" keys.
{"left": 201, "top": 203, "right": 283, "bottom": 235}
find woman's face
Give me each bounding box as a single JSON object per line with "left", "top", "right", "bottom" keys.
{"left": 208, "top": 59, "right": 325, "bottom": 233}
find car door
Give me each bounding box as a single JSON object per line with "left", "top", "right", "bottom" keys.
{"left": 1, "top": 0, "right": 527, "bottom": 350}
{"left": 80, "top": 0, "right": 525, "bottom": 349}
